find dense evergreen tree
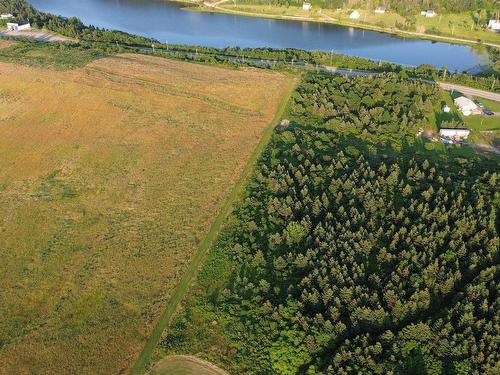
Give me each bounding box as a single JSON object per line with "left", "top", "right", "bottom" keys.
{"left": 163, "top": 74, "right": 499, "bottom": 375}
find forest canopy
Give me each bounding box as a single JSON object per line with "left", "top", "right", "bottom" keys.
{"left": 163, "top": 74, "right": 500, "bottom": 375}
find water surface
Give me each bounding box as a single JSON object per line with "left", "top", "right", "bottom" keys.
{"left": 30, "top": 0, "right": 490, "bottom": 71}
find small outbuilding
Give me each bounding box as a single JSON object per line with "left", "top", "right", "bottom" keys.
{"left": 488, "top": 19, "right": 500, "bottom": 31}
{"left": 454, "top": 96, "right": 479, "bottom": 116}
{"left": 1, "top": 13, "right": 13, "bottom": 19}
{"left": 374, "top": 7, "right": 386, "bottom": 14}
{"left": 6, "top": 22, "right": 31, "bottom": 31}
{"left": 279, "top": 119, "right": 290, "bottom": 127}
{"left": 421, "top": 10, "right": 436, "bottom": 18}
{"left": 439, "top": 128, "right": 470, "bottom": 140}
{"left": 350, "top": 10, "right": 361, "bottom": 20}
{"left": 443, "top": 105, "right": 451, "bottom": 113}
{"left": 302, "top": 2, "right": 312, "bottom": 11}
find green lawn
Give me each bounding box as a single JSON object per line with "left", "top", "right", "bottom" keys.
{"left": 473, "top": 96, "right": 500, "bottom": 113}
{"left": 435, "top": 90, "right": 464, "bottom": 127}
{"left": 461, "top": 96, "right": 499, "bottom": 132}
{"left": 413, "top": 12, "right": 499, "bottom": 43}
{"left": 0, "top": 39, "right": 106, "bottom": 69}
{"left": 462, "top": 114, "right": 500, "bottom": 131}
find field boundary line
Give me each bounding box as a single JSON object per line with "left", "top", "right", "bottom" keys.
{"left": 129, "top": 75, "right": 299, "bottom": 375}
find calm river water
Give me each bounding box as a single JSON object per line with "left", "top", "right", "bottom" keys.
{"left": 30, "top": 0, "right": 490, "bottom": 71}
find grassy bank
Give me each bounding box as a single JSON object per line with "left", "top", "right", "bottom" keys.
{"left": 184, "top": 2, "right": 500, "bottom": 48}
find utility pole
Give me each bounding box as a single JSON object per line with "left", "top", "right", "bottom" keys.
{"left": 152, "top": 44, "right": 155, "bottom": 53}
{"left": 330, "top": 49, "right": 333, "bottom": 66}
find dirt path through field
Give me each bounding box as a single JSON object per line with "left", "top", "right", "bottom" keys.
{"left": 150, "top": 355, "right": 229, "bottom": 375}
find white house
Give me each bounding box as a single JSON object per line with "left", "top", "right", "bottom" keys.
{"left": 488, "top": 19, "right": 500, "bottom": 31}
{"left": 6, "top": 22, "right": 17, "bottom": 31}
{"left": 6, "top": 22, "right": 30, "bottom": 31}
{"left": 350, "top": 10, "right": 361, "bottom": 20}
{"left": 454, "top": 96, "right": 479, "bottom": 116}
{"left": 439, "top": 128, "right": 470, "bottom": 140}
{"left": 1, "top": 13, "right": 13, "bottom": 19}
{"left": 421, "top": 10, "right": 436, "bottom": 18}
{"left": 374, "top": 7, "right": 386, "bottom": 14}
{"left": 302, "top": 2, "right": 312, "bottom": 11}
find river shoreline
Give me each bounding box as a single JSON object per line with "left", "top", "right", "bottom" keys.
{"left": 173, "top": 0, "right": 500, "bottom": 50}
{"left": 28, "top": 0, "right": 494, "bottom": 71}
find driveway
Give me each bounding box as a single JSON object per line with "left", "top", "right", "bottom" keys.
{"left": 0, "top": 30, "right": 74, "bottom": 43}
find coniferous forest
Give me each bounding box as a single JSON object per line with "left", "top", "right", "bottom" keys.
{"left": 162, "top": 74, "right": 499, "bottom": 374}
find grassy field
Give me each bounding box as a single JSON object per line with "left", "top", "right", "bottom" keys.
{"left": 0, "top": 54, "right": 291, "bottom": 374}
{"left": 0, "top": 40, "right": 107, "bottom": 69}
{"left": 150, "top": 355, "right": 228, "bottom": 375}
{"left": 474, "top": 96, "right": 500, "bottom": 112}
{"left": 325, "top": 9, "right": 499, "bottom": 43}
{"left": 462, "top": 114, "right": 500, "bottom": 131}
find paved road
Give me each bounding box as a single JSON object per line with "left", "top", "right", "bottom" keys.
{"left": 438, "top": 82, "right": 500, "bottom": 102}
{"left": 319, "top": 68, "right": 500, "bottom": 103}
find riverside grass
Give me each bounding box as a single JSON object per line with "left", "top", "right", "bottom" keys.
{"left": 0, "top": 53, "right": 291, "bottom": 375}
{"left": 197, "top": 3, "right": 500, "bottom": 46}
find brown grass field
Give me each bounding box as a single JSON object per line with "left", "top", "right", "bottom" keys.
{"left": 0, "top": 54, "right": 290, "bottom": 374}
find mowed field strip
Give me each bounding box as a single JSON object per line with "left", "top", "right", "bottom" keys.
{"left": 149, "top": 355, "right": 229, "bottom": 375}
{"left": 0, "top": 54, "right": 291, "bottom": 374}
